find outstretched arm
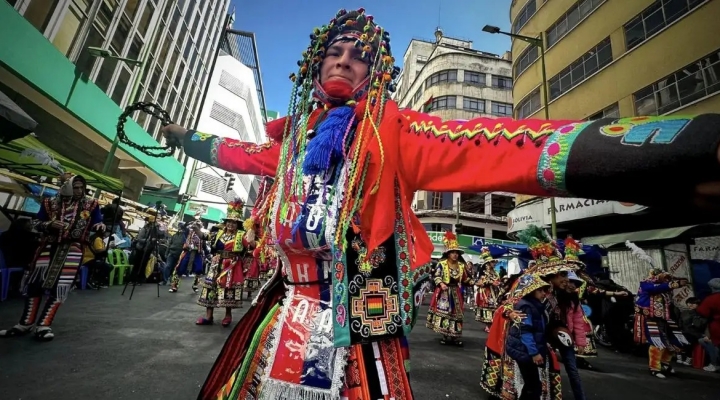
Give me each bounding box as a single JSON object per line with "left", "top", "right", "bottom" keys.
{"left": 399, "top": 109, "right": 720, "bottom": 206}
{"left": 182, "top": 131, "right": 280, "bottom": 177}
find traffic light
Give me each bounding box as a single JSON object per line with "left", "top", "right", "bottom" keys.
{"left": 455, "top": 223, "right": 463, "bottom": 235}
{"left": 225, "top": 172, "right": 236, "bottom": 192}
{"left": 177, "top": 194, "right": 191, "bottom": 204}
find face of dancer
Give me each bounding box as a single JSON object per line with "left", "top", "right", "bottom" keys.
{"left": 72, "top": 180, "right": 85, "bottom": 199}
{"left": 548, "top": 272, "right": 569, "bottom": 290}
{"left": 533, "top": 287, "right": 549, "bottom": 301}
{"left": 448, "top": 251, "right": 460, "bottom": 261}
{"left": 320, "top": 40, "right": 369, "bottom": 89}
{"left": 225, "top": 220, "right": 237, "bottom": 232}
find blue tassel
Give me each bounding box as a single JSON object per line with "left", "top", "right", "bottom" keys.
{"left": 303, "top": 106, "right": 354, "bottom": 175}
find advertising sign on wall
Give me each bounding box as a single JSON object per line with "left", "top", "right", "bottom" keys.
{"left": 690, "top": 236, "right": 720, "bottom": 260}
{"left": 542, "top": 198, "right": 646, "bottom": 224}
{"left": 664, "top": 243, "right": 695, "bottom": 308}
{"left": 506, "top": 200, "right": 544, "bottom": 233}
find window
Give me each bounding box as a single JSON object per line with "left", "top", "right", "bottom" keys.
{"left": 548, "top": 37, "right": 612, "bottom": 100}
{"left": 465, "top": 71, "right": 486, "bottom": 86}
{"left": 514, "top": 45, "right": 539, "bottom": 77}
{"left": 512, "top": 0, "right": 537, "bottom": 33}
{"left": 412, "top": 88, "right": 422, "bottom": 104}
{"left": 417, "top": 55, "right": 428, "bottom": 64}
{"left": 492, "top": 75, "right": 513, "bottom": 89}
{"left": 634, "top": 48, "right": 720, "bottom": 115}
{"left": 517, "top": 89, "right": 541, "bottom": 119}
{"left": 624, "top": 0, "right": 703, "bottom": 51}
{"left": 24, "top": 0, "right": 61, "bottom": 33}
{"left": 210, "top": 102, "right": 251, "bottom": 141}
{"left": 137, "top": 0, "right": 155, "bottom": 37}
{"left": 492, "top": 101, "right": 513, "bottom": 117}
{"left": 51, "top": 0, "right": 90, "bottom": 56}
{"left": 110, "top": 66, "right": 131, "bottom": 104}
{"left": 586, "top": 103, "right": 620, "bottom": 120}
{"left": 463, "top": 97, "right": 485, "bottom": 113}
{"left": 425, "top": 70, "right": 458, "bottom": 88}
{"left": 546, "top": 0, "right": 604, "bottom": 47}
{"left": 430, "top": 192, "right": 454, "bottom": 210}
{"left": 429, "top": 96, "right": 457, "bottom": 111}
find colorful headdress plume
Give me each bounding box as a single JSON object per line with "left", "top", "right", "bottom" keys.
{"left": 563, "top": 237, "right": 584, "bottom": 264}
{"left": 517, "top": 225, "right": 572, "bottom": 276}
{"left": 225, "top": 198, "right": 244, "bottom": 222}
{"left": 442, "top": 230, "right": 463, "bottom": 256}
{"left": 479, "top": 246, "right": 495, "bottom": 266}
{"left": 625, "top": 240, "right": 661, "bottom": 278}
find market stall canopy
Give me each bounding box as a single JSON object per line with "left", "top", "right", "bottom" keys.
{"left": 0, "top": 89, "right": 37, "bottom": 143}
{"left": 0, "top": 135, "right": 123, "bottom": 193}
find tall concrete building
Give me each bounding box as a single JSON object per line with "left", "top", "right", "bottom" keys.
{"left": 507, "top": 0, "right": 720, "bottom": 239}
{"left": 1, "top": 0, "right": 230, "bottom": 198}
{"left": 178, "top": 28, "right": 268, "bottom": 222}
{"left": 394, "top": 29, "right": 516, "bottom": 240}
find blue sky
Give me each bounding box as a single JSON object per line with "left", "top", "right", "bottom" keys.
{"left": 230, "top": 0, "right": 513, "bottom": 114}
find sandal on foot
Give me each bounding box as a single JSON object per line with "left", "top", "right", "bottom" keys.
{"left": 0, "top": 325, "right": 33, "bottom": 338}
{"left": 196, "top": 317, "right": 214, "bottom": 325}
{"left": 34, "top": 327, "right": 54, "bottom": 342}
{"left": 221, "top": 317, "right": 232, "bottom": 327}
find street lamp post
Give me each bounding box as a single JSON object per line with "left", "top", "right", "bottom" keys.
{"left": 482, "top": 25, "right": 558, "bottom": 239}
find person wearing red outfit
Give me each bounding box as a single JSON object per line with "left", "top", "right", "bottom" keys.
{"left": 697, "top": 278, "right": 720, "bottom": 371}
{"left": 161, "top": 8, "right": 720, "bottom": 400}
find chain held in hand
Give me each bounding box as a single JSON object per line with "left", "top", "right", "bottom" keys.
{"left": 116, "top": 102, "right": 179, "bottom": 158}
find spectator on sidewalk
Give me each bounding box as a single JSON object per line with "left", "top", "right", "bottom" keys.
{"left": 675, "top": 297, "right": 712, "bottom": 369}
{"left": 163, "top": 223, "right": 187, "bottom": 285}
{"left": 697, "top": 278, "right": 720, "bottom": 372}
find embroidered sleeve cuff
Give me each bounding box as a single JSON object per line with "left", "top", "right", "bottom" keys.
{"left": 183, "top": 130, "right": 220, "bottom": 167}
{"left": 541, "top": 115, "right": 720, "bottom": 206}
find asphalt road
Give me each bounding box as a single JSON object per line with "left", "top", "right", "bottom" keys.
{"left": 1, "top": 283, "right": 718, "bottom": 400}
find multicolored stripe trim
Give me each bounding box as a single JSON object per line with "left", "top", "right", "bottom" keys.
{"left": 393, "top": 184, "right": 413, "bottom": 334}
{"left": 332, "top": 247, "right": 350, "bottom": 347}
{"left": 537, "top": 122, "right": 590, "bottom": 194}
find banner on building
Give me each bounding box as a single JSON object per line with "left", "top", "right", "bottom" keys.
{"left": 542, "top": 198, "right": 646, "bottom": 224}
{"left": 664, "top": 243, "right": 694, "bottom": 308}
{"left": 690, "top": 236, "right": 720, "bottom": 260}
{"left": 506, "top": 200, "right": 544, "bottom": 233}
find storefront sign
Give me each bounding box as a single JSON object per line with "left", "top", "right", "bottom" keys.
{"left": 664, "top": 244, "right": 694, "bottom": 307}
{"left": 542, "top": 198, "right": 645, "bottom": 223}
{"left": 506, "top": 201, "right": 544, "bottom": 233}
{"left": 690, "top": 236, "right": 720, "bottom": 260}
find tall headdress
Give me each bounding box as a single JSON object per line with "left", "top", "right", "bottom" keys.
{"left": 563, "top": 237, "right": 585, "bottom": 266}
{"left": 625, "top": 240, "right": 662, "bottom": 278}
{"left": 517, "top": 225, "right": 573, "bottom": 276}
{"left": 442, "top": 230, "right": 463, "bottom": 257}
{"left": 478, "top": 246, "right": 495, "bottom": 267}
{"left": 270, "top": 8, "right": 401, "bottom": 249}
{"left": 512, "top": 273, "right": 551, "bottom": 299}
{"left": 225, "top": 198, "right": 244, "bottom": 222}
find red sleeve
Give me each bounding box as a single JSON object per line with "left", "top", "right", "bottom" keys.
{"left": 697, "top": 297, "right": 712, "bottom": 318}
{"left": 398, "top": 109, "right": 577, "bottom": 194}
{"left": 397, "top": 109, "right": 720, "bottom": 206}
{"left": 182, "top": 130, "right": 280, "bottom": 177}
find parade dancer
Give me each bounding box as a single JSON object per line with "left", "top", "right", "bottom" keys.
{"left": 197, "top": 199, "right": 248, "bottom": 327}
{"left": 0, "top": 175, "right": 103, "bottom": 341}
{"left": 563, "top": 237, "right": 599, "bottom": 367}
{"left": 426, "top": 231, "right": 475, "bottom": 346}
{"left": 628, "top": 241, "right": 689, "bottom": 378}
{"left": 475, "top": 246, "right": 502, "bottom": 332}
{"left": 169, "top": 220, "right": 204, "bottom": 293}
{"left": 480, "top": 226, "right": 573, "bottom": 399}
{"left": 160, "top": 6, "right": 720, "bottom": 398}
{"left": 241, "top": 217, "right": 261, "bottom": 300}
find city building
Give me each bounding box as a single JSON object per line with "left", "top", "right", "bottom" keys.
{"left": 394, "top": 28, "right": 516, "bottom": 240}
{"left": 0, "top": 0, "right": 230, "bottom": 199}
{"left": 507, "top": 0, "right": 720, "bottom": 295}
{"left": 176, "top": 28, "right": 268, "bottom": 223}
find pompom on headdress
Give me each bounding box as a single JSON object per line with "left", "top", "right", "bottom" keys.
{"left": 442, "top": 230, "right": 463, "bottom": 257}
{"left": 225, "top": 198, "right": 245, "bottom": 222}
{"left": 563, "top": 237, "right": 584, "bottom": 265}
{"left": 478, "top": 246, "right": 495, "bottom": 267}
{"left": 517, "top": 225, "right": 573, "bottom": 276}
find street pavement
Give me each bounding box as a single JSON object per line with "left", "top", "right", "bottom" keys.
{"left": 1, "top": 283, "right": 719, "bottom": 400}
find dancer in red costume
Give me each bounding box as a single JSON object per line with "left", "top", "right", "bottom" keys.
{"left": 162, "top": 8, "right": 720, "bottom": 399}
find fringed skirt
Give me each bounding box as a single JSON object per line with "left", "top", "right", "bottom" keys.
{"left": 476, "top": 307, "right": 496, "bottom": 323}
{"left": 200, "top": 277, "right": 415, "bottom": 400}
{"left": 198, "top": 258, "right": 245, "bottom": 309}
{"left": 426, "top": 284, "right": 465, "bottom": 337}
{"left": 480, "top": 346, "right": 562, "bottom": 400}
{"left": 634, "top": 312, "right": 688, "bottom": 351}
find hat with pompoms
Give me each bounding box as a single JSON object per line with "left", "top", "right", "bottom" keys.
{"left": 442, "top": 230, "right": 463, "bottom": 257}
{"left": 518, "top": 225, "right": 574, "bottom": 276}
{"left": 478, "top": 246, "right": 496, "bottom": 267}
{"left": 224, "top": 198, "right": 245, "bottom": 221}
{"left": 563, "top": 236, "right": 585, "bottom": 266}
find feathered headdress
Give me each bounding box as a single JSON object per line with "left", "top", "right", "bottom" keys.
{"left": 517, "top": 225, "right": 572, "bottom": 276}
{"left": 564, "top": 237, "right": 584, "bottom": 265}
{"left": 625, "top": 240, "right": 660, "bottom": 277}
{"left": 479, "top": 246, "right": 495, "bottom": 266}
{"left": 442, "top": 230, "right": 463, "bottom": 256}
{"left": 225, "top": 198, "right": 244, "bottom": 221}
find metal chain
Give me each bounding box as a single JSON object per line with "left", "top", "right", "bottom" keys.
{"left": 116, "top": 102, "right": 179, "bottom": 158}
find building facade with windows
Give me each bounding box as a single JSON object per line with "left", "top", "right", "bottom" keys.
{"left": 507, "top": 0, "right": 720, "bottom": 239}
{"left": 1, "top": 0, "right": 229, "bottom": 199}
{"left": 178, "top": 28, "right": 268, "bottom": 222}
{"left": 394, "top": 29, "right": 515, "bottom": 240}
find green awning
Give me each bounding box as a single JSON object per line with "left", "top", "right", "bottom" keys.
{"left": 582, "top": 225, "right": 697, "bottom": 246}
{"left": 0, "top": 135, "right": 123, "bottom": 193}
